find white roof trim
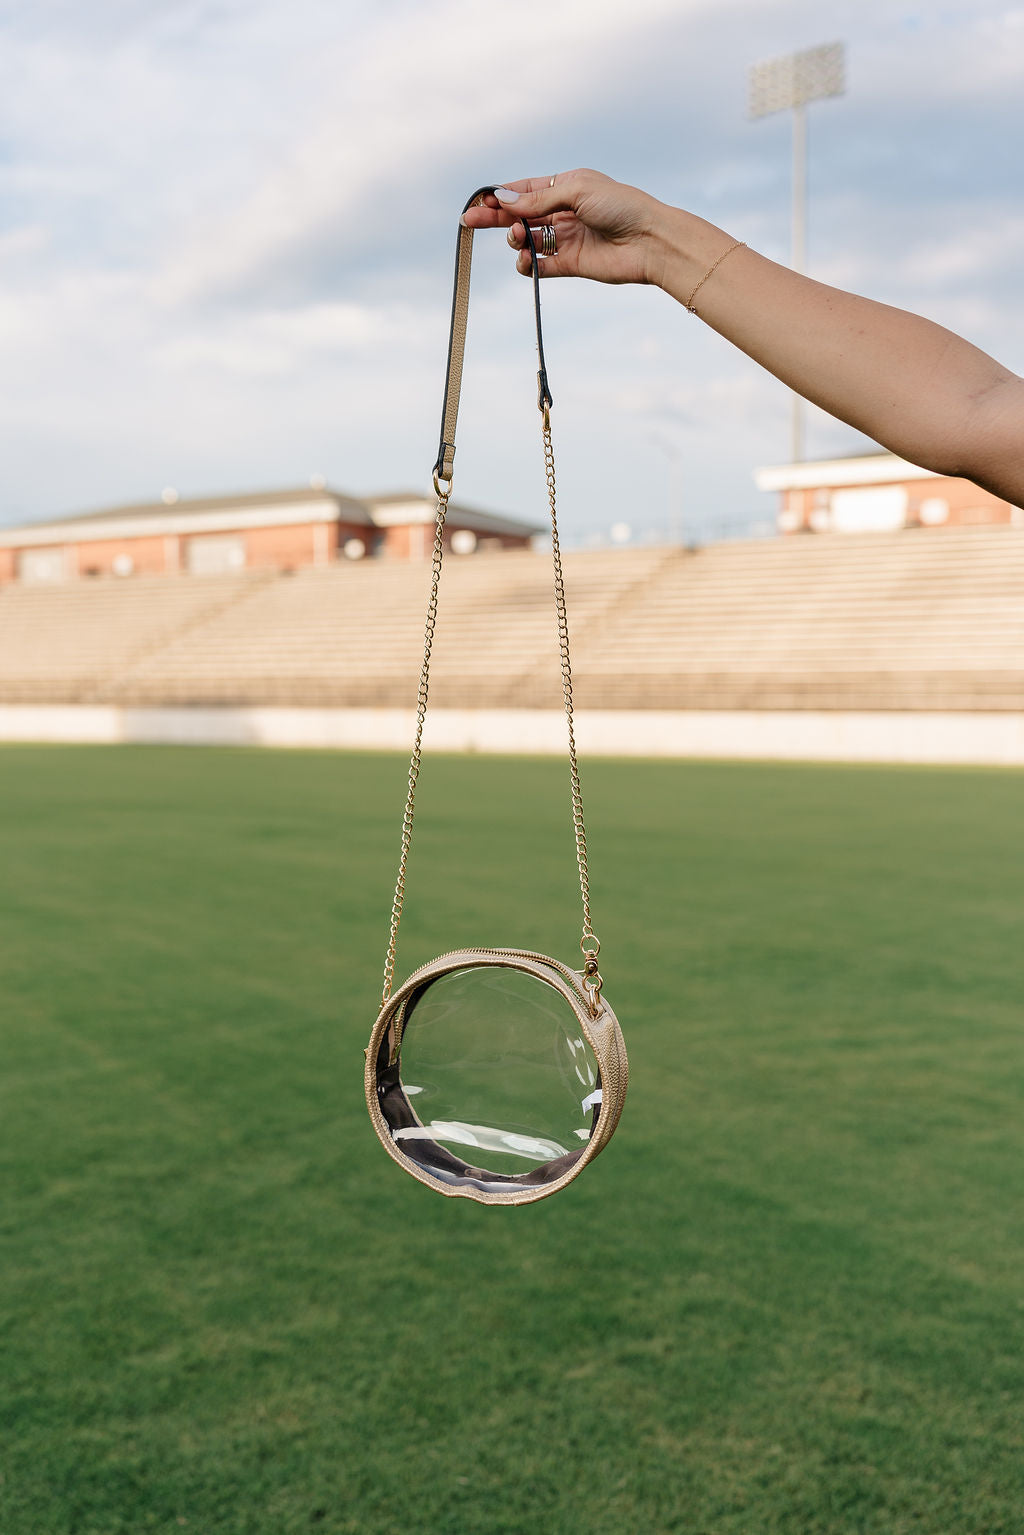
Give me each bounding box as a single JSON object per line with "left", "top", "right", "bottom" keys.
{"left": 754, "top": 454, "right": 938, "bottom": 492}
{"left": 368, "top": 501, "right": 434, "bottom": 527}
{"left": 366, "top": 499, "right": 540, "bottom": 537}
{"left": 0, "top": 498, "right": 347, "bottom": 549}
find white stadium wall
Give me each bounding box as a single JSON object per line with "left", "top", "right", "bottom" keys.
{"left": 3, "top": 705, "right": 1024, "bottom": 765}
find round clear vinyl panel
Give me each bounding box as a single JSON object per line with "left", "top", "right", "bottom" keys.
{"left": 376, "top": 965, "right": 603, "bottom": 1194}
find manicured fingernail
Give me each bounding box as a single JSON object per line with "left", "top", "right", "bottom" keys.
{"left": 459, "top": 214, "right": 468, "bottom": 226}
{"left": 507, "top": 227, "right": 517, "bottom": 246}
{"left": 493, "top": 187, "right": 519, "bottom": 203}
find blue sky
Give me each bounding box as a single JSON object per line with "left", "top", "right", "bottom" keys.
{"left": 0, "top": 0, "right": 1021, "bottom": 543}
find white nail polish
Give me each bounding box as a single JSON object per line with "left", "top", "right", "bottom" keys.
{"left": 493, "top": 187, "right": 520, "bottom": 203}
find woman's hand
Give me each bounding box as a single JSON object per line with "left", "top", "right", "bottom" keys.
{"left": 459, "top": 168, "right": 668, "bottom": 286}
{"left": 460, "top": 166, "right": 1024, "bottom": 503}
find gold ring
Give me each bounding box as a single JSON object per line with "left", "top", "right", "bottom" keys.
{"left": 540, "top": 224, "right": 557, "bottom": 257}
{"left": 549, "top": 176, "right": 556, "bottom": 187}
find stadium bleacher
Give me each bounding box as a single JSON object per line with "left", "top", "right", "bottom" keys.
{"left": 2, "top": 527, "right": 1024, "bottom": 712}
{"left": 572, "top": 529, "right": 1024, "bottom": 710}
{"left": 0, "top": 569, "right": 275, "bottom": 704}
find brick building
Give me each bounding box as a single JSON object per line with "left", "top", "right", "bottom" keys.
{"left": 755, "top": 452, "right": 1023, "bottom": 535}
{"left": 0, "top": 483, "right": 540, "bottom": 583}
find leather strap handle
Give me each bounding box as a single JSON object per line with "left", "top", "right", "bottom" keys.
{"left": 433, "top": 185, "right": 553, "bottom": 487}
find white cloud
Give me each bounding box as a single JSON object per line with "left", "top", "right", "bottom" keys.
{"left": 0, "top": 0, "right": 1021, "bottom": 534}
{"left": 154, "top": 300, "right": 434, "bottom": 376}
{"left": 153, "top": 0, "right": 704, "bottom": 307}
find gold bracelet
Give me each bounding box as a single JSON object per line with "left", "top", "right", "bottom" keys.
{"left": 685, "top": 240, "right": 746, "bottom": 314}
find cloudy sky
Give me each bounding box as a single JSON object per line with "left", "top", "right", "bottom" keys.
{"left": 0, "top": 0, "right": 1021, "bottom": 543}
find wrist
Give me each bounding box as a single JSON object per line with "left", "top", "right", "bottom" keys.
{"left": 645, "top": 202, "right": 741, "bottom": 305}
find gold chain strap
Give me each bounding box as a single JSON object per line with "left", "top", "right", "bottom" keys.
{"left": 381, "top": 484, "right": 449, "bottom": 1006}
{"left": 380, "top": 435, "right": 602, "bottom": 1014}
{"left": 541, "top": 411, "right": 603, "bottom": 1010}
{"left": 382, "top": 186, "right": 602, "bottom": 1014}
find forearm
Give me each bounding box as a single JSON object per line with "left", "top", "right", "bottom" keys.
{"left": 648, "top": 202, "right": 1024, "bottom": 500}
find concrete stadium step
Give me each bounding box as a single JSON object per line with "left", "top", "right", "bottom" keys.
{"left": 3, "top": 528, "right": 1024, "bottom": 711}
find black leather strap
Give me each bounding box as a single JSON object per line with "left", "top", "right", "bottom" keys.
{"left": 433, "top": 185, "right": 552, "bottom": 486}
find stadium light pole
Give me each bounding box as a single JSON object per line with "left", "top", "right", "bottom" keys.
{"left": 650, "top": 432, "right": 684, "bottom": 546}
{"left": 749, "top": 41, "right": 846, "bottom": 463}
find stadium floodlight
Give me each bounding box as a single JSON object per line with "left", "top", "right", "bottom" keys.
{"left": 749, "top": 42, "right": 845, "bottom": 120}
{"left": 649, "top": 431, "right": 684, "bottom": 546}
{"left": 749, "top": 42, "right": 846, "bottom": 462}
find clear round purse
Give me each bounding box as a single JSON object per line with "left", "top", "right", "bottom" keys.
{"left": 364, "top": 188, "right": 628, "bottom": 1206}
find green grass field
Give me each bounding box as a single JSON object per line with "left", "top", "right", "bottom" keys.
{"left": 2, "top": 744, "right": 1023, "bottom": 1535}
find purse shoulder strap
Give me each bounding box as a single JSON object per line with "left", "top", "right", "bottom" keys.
{"left": 434, "top": 186, "right": 552, "bottom": 487}
{"left": 383, "top": 188, "right": 602, "bottom": 1017}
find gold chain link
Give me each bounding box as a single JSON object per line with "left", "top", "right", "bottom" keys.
{"left": 381, "top": 414, "right": 603, "bottom": 1015}
{"left": 541, "top": 414, "right": 603, "bottom": 1012}
{"left": 381, "top": 486, "right": 449, "bottom": 1005}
